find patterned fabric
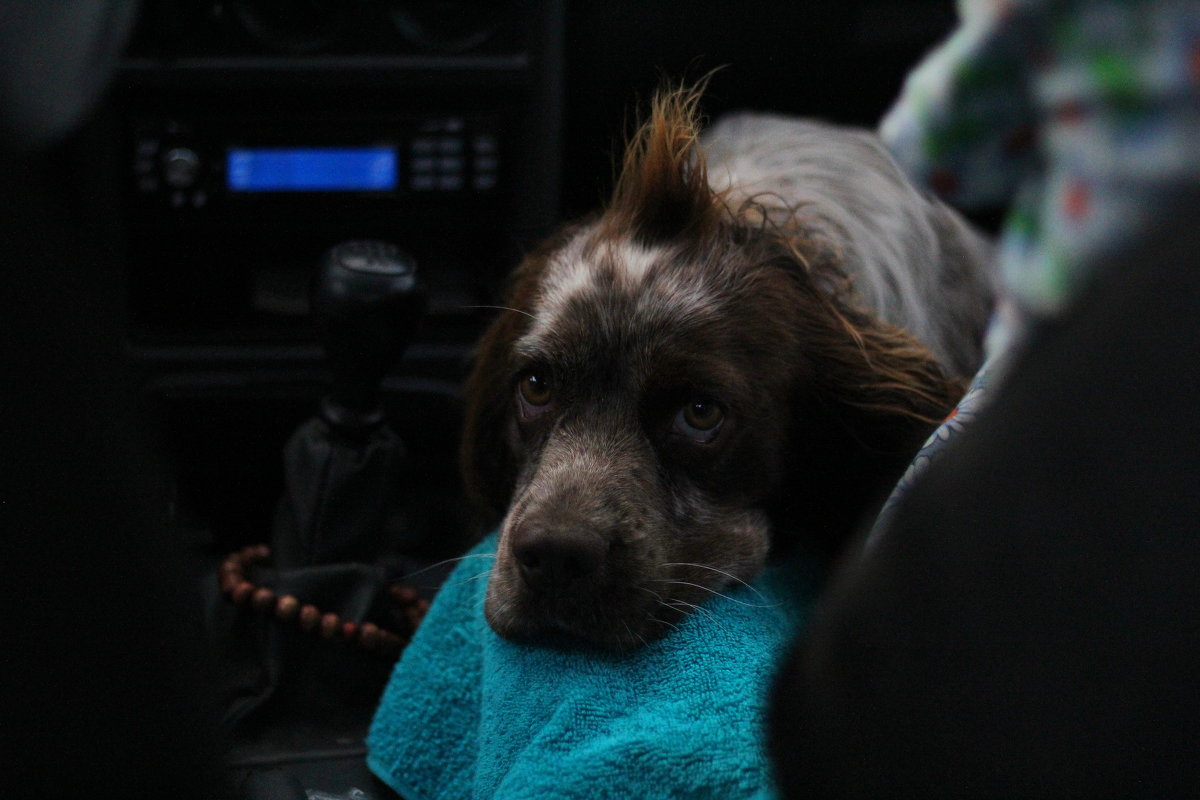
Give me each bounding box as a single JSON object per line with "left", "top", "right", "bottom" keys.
{"left": 882, "top": 0, "right": 1200, "bottom": 321}
{"left": 870, "top": 0, "right": 1200, "bottom": 538}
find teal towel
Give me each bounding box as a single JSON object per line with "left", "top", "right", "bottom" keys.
{"left": 367, "top": 533, "right": 820, "bottom": 800}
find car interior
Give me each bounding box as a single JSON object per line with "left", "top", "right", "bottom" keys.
{"left": 4, "top": 2, "right": 972, "bottom": 797}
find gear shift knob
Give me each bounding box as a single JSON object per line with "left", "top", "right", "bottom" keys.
{"left": 312, "top": 240, "right": 425, "bottom": 431}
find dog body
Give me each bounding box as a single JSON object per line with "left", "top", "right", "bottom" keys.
{"left": 462, "top": 91, "right": 992, "bottom": 649}
{"left": 703, "top": 113, "right": 994, "bottom": 378}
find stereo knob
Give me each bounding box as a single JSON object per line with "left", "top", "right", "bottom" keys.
{"left": 163, "top": 147, "right": 201, "bottom": 188}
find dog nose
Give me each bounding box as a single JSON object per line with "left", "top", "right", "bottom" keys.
{"left": 511, "top": 528, "right": 608, "bottom": 593}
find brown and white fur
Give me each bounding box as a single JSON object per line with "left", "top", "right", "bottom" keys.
{"left": 461, "top": 87, "right": 993, "bottom": 649}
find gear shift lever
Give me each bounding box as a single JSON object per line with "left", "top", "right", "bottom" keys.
{"left": 313, "top": 240, "right": 426, "bottom": 434}
{"left": 212, "top": 241, "right": 434, "bottom": 733}
{"left": 271, "top": 240, "right": 426, "bottom": 569}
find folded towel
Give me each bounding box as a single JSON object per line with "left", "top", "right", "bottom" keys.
{"left": 367, "top": 533, "right": 820, "bottom": 800}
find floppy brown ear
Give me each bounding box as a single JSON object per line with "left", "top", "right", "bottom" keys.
{"left": 458, "top": 240, "right": 557, "bottom": 526}
{"left": 771, "top": 247, "right": 966, "bottom": 545}
{"left": 804, "top": 295, "right": 964, "bottom": 439}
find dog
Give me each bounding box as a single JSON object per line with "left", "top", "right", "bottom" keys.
{"left": 460, "top": 86, "right": 993, "bottom": 649}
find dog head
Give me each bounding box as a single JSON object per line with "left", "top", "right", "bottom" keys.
{"left": 461, "top": 87, "right": 961, "bottom": 649}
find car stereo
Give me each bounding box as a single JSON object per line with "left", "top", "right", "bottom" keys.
{"left": 115, "top": 0, "right": 563, "bottom": 361}
{"left": 130, "top": 114, "right": 502, "bottom": 212}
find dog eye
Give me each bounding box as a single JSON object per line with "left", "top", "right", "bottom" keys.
{"left": 673, "top": 400, "right": 724, "bottom": 442}
{"left": 517, "top": 372, "right": 554, "bottom": 417}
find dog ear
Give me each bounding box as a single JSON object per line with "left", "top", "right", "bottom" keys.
{"left": 804, "top": 290, "right": 964, "bottom": 438}
{"left": 602, "top": 82, "right": 725, "bottom": 245}
{"left": 771, "top": 248, "right": 966, "bottom": 544}
{"left": 458, "top": 243, "right": 556, "bottom": 527}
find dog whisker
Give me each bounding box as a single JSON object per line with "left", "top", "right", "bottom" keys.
{"left": 486, "top": 592, "right": 520, "bottom": 630}
{"left": 635, "top": 585, "right": 667, "bottom": 603}
{"left": 664, "top": 602, "right": 716, "bottom": 626}
{"left": 457, "top": 304, "right": 535, "bottom": 320}
{"left": 401, "top": 552, "right": 496, "bottom": 581}
{"left": 660, "top": 562, "right": 755, "bottom": 591}
{"left": 445, "top": 568, "right": 496, "bottom": 589}
{"left": 659, "top": 562, "right": 771, "bottom": 603}
{"left": 645, "top": 615, "right": 680, "bottom": 634}
{"left": 623, "top": 621, "right": 651, "bottom": 648}
{"left": 635, "top": 585, "right": 700, "bottom": 622}
{"left": 663, "top": 598, "right": 713, "bottom": 617}
{"left": 650, "top": 578, "right": 781, "bottom": 609}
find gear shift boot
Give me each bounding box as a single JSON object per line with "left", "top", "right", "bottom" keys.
{"left": 214, "top": 240, "right": 430, "bottom": 735}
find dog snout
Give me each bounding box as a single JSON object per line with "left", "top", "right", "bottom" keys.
{"left": 511, "top": 524, "right": 610, "bottom": 594}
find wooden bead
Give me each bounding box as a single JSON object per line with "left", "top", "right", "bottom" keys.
{"left": 219, "top": 572, "right": 240, "bottom": 596}
{"left": 299, "top": 604, "right": 320, "bottom": 630}
{"left": 389, "top": 585, "right": 418, "bottom": 603}
{"left": 251, "top": 587, "right": 275, "bottom": 611}
{"left": 405, "top": 602, "right": 430, "bottom": 629}
{"left": 231, "top": 581, "right": 255, "bottom": 605}
{"left": 217, "top": 546, "right": 412, "bottom": 658}
{"left": 275, "top": 595, "right": 299, "bottom": 620}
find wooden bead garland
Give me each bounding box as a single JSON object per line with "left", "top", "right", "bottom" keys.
{"left": 218, "top": 544, "right": 430, "bottom": 658}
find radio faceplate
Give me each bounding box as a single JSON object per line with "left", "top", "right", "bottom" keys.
{"left": 131, "top": 113, "right": 504, "bottom": 213}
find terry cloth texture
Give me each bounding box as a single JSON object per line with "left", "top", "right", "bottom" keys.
{"left": 367, "top": 534, "right": 818, "bottom": 800}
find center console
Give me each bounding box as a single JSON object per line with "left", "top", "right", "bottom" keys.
{"left": 98, "top": 5, "right": 564, "bottom": 793}
{"left": 109, "top": 0, "right": 563, "bottom": 544}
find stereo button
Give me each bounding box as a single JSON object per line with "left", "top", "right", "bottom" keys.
{"left": 411, "top": 137, "right": 438, "bottom": 156}
{"left": 472, "top": 134, "right": 497, "bottom": 154}
{"left": 410, "top": 174, "right": 437, "bottom": 191}
{"left": 164, "top": 147, "right": 201, "bottom": 188}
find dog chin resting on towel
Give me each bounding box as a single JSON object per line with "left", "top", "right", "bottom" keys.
{"left": 460, "top": 85, "right": 993, "bottom": 650}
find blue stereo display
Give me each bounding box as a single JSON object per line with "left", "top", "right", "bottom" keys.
{"left": 226, "top": 147, "right": 398, "bottom": 192}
